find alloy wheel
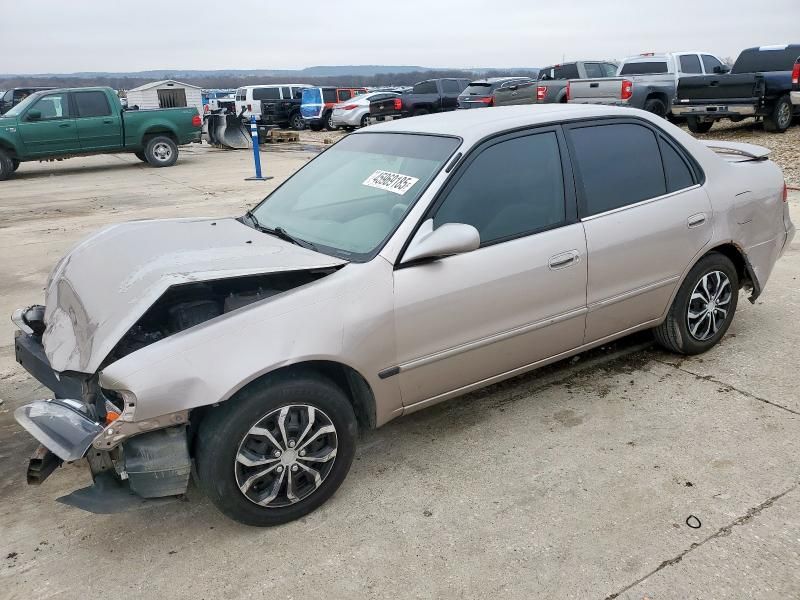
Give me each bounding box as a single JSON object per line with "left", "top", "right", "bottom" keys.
{"left": 686, "top": 270, "right": 732, "bottom": 341}
{"left": 152, "top": 142, "right": 172, "bottom": 162}
{"left": 778, "top": 102, "right": 792, "bottom": 129}
{"left": 234, "top": 404, "right": 338, "bottom": 508}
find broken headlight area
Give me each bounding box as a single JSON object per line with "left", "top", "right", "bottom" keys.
{"left": 104, "top": 268, "right": 338, "bottom": 365}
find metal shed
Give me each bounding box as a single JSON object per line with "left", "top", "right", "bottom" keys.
{"left": 126, "top": 80, "right": 203, "bottom": 116}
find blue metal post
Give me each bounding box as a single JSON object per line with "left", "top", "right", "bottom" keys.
{"left": 245, "top": 115, "right": 273, "bottom": 181}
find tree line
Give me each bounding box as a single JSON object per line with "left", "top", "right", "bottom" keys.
{"left": 0, "top": 69, "right": 539, "bottom": 91}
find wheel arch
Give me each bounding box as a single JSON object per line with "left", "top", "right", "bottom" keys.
{"left": 191, "top": 360, "right": 377, "bottom": 441}
{"left": 686, "top": 242, "right": 759, "bottom": 301}
{"left": 142, "top": 126, "right": 178, "bottom": 147}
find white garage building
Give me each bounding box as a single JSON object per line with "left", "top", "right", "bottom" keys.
{"left": 125, "top": 80, "right": 202, "bottom": 115}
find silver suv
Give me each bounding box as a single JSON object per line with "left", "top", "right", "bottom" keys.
{"left": 13, "top": 105, "right": 794, "bottom": 526}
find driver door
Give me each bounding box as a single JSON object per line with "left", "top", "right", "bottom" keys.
{"left": 17, "top": 92, "right": 79, "bottom": 156}
{"left": 392, "top": 128, "right": 588, "bottom": 408}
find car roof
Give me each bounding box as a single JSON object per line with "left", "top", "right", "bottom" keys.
{"left": 360, "top": 104, "right": 649, "bottom": 139}
{"left": 468, "top": 77, "right": 530, "bottom": 84}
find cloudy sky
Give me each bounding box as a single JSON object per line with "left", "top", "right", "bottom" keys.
{"left": 0, "top": 0, "right": 796, "bottom": 73}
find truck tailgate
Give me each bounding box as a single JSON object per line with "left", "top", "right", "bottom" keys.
{"left": 676, "top": 74, "right": 763, "bottom": 102}
{"left": 568, "top": 78, "right": 623, "bottom": 103}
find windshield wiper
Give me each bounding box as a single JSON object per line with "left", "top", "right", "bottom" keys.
{"left": 244, "top": 210, "right": 317, "bottom": 251}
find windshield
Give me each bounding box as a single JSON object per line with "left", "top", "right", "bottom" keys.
{"left": 3, "top": 93, "right": 39, "bottom": 117}
{"left": 250, "top": 133, "right": 460, "bottom": 260}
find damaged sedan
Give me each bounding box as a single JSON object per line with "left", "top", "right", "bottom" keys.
{"left": 13, "top": 105, "right": 795, "bottom": 526}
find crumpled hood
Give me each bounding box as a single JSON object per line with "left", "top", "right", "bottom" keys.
{"left": 43, "top": 217, "right": 346, "bottom": 374}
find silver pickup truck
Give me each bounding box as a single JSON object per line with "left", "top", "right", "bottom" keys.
{"left": 494, "top": 61, "right": 617, "bottom": 106}
{"left": 567, "top": 52, "right": 729, "bottom": 117}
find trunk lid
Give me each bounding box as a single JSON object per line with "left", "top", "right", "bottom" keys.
{"left": 42, "top": 217, "right": 346, "bottom": 374}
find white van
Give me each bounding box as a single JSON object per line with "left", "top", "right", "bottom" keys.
{"left": 234, "top": 84, "right": 312, "bottom": 121}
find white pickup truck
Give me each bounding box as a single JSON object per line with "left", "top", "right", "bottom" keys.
{"left": 567, "top": 52, "right": 729, "bottom": 117}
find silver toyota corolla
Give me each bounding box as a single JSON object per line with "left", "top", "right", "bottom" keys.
{"left": 12, "top": 105, "right": 794, "bottom": 526}
{"left": 330, "top": 91, "right": 399, "bottom": 129}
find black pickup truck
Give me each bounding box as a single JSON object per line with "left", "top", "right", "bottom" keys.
{"left": 370, "top": 78, "right": 470, "bottom": 122}
{"left": 673, "top": 44, "right": 800, "bottom": 133}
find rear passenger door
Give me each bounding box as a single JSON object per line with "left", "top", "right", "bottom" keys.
{"left": 73, "top": 90, "right": 121, "bottom": 151}
{"left": 564, "top": 119, "right": 712, "bottom": 342}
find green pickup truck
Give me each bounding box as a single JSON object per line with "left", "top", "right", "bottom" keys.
{"left": 0, "top": 87, "right": 202, "bottom": 180}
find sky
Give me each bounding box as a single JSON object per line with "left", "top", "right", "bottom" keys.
{"left": 0, "top": 0, "right": 796, "bottom": 74}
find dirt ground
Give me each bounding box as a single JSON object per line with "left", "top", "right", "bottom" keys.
{"left": 0, "top": 134, "right": 799, "bottom": 600}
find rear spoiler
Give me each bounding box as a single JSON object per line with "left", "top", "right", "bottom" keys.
{"left": 703, "top": 140, "right": 770, "bottom": 161}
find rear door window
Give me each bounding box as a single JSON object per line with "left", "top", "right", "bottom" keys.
{"left": 280, "top": 87, "right": 291, "bottom": 99}
{"left": 568, "top": 122, "right": 666, "bottom": 217}
{"left": 433, "top": 132, "right": 566, "bottom": 245}
{"left": 74, "top": 91, "right": 111, "bottom": 117}
{"left": 659, "top": 137, "right": 696, "bottom": 192}
{"left": 253, "top": 87, "right": 280, "bottom": 101}
{"left": 441, "top": 79, "right": 463, "bottom": 93}
{"left": 322, "top": 89, "right": 337, "bottom": 103}
{"left": 412, "top": 81, "right": 438, "bottom": 94}
{"left": 679, "top": 54, "right": 703, "bottom": 74}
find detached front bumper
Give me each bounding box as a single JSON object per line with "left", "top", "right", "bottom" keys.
{"left": 12, "top": 307, "right": 192, "bottom": 511}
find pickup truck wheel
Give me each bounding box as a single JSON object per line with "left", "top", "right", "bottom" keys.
{"left": 0, "top": 149, "right": 14, "bottom": 180}
{"left": 290, "top": 112, "right": 305, "bottom": 131}
{"left": 12, "top": 159, "right": 20, "bottom": 171}
{"left": 144, "top": 136, "right": 179, "bottom": 167}
{"left": 653, "top": 252, "right": 738, "bottom": 355}
{"left": 195, "top": 374, "right": 357, "bottom": 526}
{"left": 763, "top": 95, "right": 793, "bottom": 133}
{"left": 134, "top": 151, "right": 147, "bottom": 163}
{"left": 686, "top": 116, "right": 713, "bottom": 134}
{"left": 643, "top": 98, "right": 667, "bottom": 118}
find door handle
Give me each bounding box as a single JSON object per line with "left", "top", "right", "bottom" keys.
{"left": 590, "top": 82, "right": 599, "bottom": 88}
{"left": 103, "top": 119, "right": 114, "bottom": 124}
{"left": 688, "top": 213, "right": 707, "bottom": 228}
{"left": 549, "top": 250, "right": 579, "bottom": 270}
{"left": 58, "top": 123, "right": 71, "bottom": 128}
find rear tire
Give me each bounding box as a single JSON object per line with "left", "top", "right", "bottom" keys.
{"left": 290, "top": 112, "right": 305, "bottom": 131}
{"left": 643, "top": 98, "right": 668, "bottom": 118}
{"left": 144, "top": 136, "right": 179, "bottom": 167}
{"left": 360, "top": 114, "right": 370, "bottom": 128}
{"left": 195, "top": 374, "right": 358, "bottom": 527}
{"left": 763, "top": 95, "right": 793, "bottom": 133}
{"left": 686, "top": 116, "right": 713, "bottom": 134}
{"left": 653, "top": 252, "right": 739, "bottom": 355}
{"left": 12, "top": 159, "right": 20, "bottom": 171}
{"left": 0, "top": 149, "right": 14, "bottom": 181}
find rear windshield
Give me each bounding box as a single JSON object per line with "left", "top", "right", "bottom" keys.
{"left": 462, "top": 83, "right": 494, "bottom": 95}
{"left": 732, "top": 46, "right": 800, "bottom": 73}
{"left": 301, "top": 88, "right": 323, "bottom": 104}
{"left": 620, "top": 61, "right": 669, "bottom": 75}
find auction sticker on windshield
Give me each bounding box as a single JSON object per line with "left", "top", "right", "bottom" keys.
{"left": 362, "top": 170, "right": 420, "bottom": 196}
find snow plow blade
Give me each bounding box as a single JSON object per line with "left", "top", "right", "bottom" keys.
{"left": 204, "top": 113, "right": 251, "bottom": 149}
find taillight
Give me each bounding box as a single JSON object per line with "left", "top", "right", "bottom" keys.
{"left": 247, "top": 104, "right": 252, "bottom": 111}
{"left": 537, "top": 86, "right": 547, "bottom": 102}
{"left": 621, "top": 79, "right": 634, "bottom": 101}
{"left": 480, "top": 96, "right": 494, "bottom": 106}
{"left": 565, "top": 82, "right": 571, "bottom": 101}
{"left": 393, "top": 98, "right": 402, "bottom": 111}
{"left": 342, "top": 104, "right": 358, "bottom": 110}
{"left": 792, "top": 62, "right": 800, "bottom": 85}
{"left": 191, "top": 114, "right": 202, "bottom": 127}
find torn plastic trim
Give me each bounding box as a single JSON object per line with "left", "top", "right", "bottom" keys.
{"left": 91, "top": 408, "right": 189, "bottom": 451}
{"left": 14, "top": 399, "right": 104, "bottom": 462}
{"left": 741, "top": 249, "right": 762, "bottom": 304}
{"left": 11, "top": 305, "right": 45, "bottom": 336}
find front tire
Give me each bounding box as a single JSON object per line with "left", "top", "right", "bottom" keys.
{"left": 195, "top": 374, "right": 357, "bottom": 527}
{"left": 686, "top": 116, "right": 714, "bottom": 134}
{"left": 144, "top": 136, "right": 179, "bottom": 167}
{"left": 0, "top": 149, "right": 15, "bottom": 180}
{"left": 359, "top": 114, "right": 370, "bottom": 128}
{"left": 653, "top": 252, "right": 739, "bottom": 355}
{"left": 290, "top": 112, "right": 305, "bottom": 131}
{"left": 763, "top": 95, "right": 793, "bottom": 133}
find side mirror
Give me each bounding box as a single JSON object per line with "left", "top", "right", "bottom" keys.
{"left": 401, "top": 219, "right": 480, "bottom": 264}
{"left": 27, "top": 109, "right": 41, "bottom": 121}
{"left": 713, "top": 65, "right": 730, "bottom": 74}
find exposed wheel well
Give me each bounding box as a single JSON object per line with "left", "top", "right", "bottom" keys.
{"left": 705, "top": 243, "right": 754, "bottom": 292}
{"left": 645, "top": 91, "right": 669, "bottom": 106}
{"left": 191, "top": 361, "right": 377, "bottom": 444}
